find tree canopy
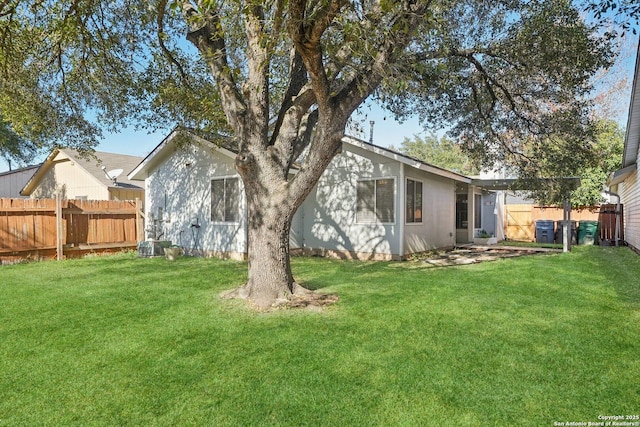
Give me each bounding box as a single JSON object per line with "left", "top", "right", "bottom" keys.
{"left": 530, "top": 118, "right": 625, "bottom": 207}
{"left": 393, "top": 134, "right": 479, "bottom": 176}
{"left": 0, "top": 1, "right": 614, "bottom": 170}
{"left": 0, "top": 121, "right": 37, "bottom": 169}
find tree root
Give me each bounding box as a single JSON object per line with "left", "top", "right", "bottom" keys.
{"left": 220, "top": 282, "right": 339, "bottom": 312}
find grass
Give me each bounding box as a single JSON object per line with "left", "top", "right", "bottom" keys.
{"left": 498, "top": 240, "right": 564, "bottom": 249}
{"left": 1, "top": 247, "right": 639, "bottom": 426}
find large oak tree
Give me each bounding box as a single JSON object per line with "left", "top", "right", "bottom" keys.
{"left": 0, "top": 0, "right": 615, "bottom": 307}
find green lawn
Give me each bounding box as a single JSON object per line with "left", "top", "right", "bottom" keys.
{"left": 1, "top": 247, "right": 638, "bottom": 426}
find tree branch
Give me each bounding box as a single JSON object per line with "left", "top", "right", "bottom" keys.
{"left": 156, "top": 0, "right": 190, "bottom": 86}
{"left": 288, "top": 0, "right": 348, "bottom": 109}
{"left": 181, "top": 1, "right": 246, "bottom": 135}
{"left": 269, "top": 48, "right": 311, "bottom": 147}
{"left": 333, "top": 2, "right": 432, "bottom": 118}
{"left": 243, "top": 2, "right": 270, "bottom": 143}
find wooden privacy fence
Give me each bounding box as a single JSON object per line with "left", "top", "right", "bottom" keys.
{"left": 598, "top": 203, "right": 624, "bottom": 245}
{"left": 0, "top": 197, "right": 144, "bottom": 262}
{"left": 505, "top": 204, "right": 600, "bottom": 242}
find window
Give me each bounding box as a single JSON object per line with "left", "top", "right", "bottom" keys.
{"left": 357, "top": 178, "right": 395, "bottom": 223}
{"left": 474, "top": 194, "right": 482, "bottom": 229}
{"left": 211, "top": 177, "right": 240, "bottom": 222}
{"left": 406, "top": 179, "right": 423, "bottom": 223}
{"left": 456, "top": 194, "right": 468, "bottom": 229}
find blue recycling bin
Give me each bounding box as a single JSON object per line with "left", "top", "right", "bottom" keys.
{"left": 535, "top": 220, "right": 555, "bottom": 244}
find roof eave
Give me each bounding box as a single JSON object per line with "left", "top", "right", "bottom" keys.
{"left": 622, "top": 39, "right": 640, "bottom": 168}
{"left": 608, "top": 163, "right": 637, "bottom": 186}
{"left": 127, "top": 128, "right": 237, "bottom": 181}
{"left": 470, "top": 177, "right": 581, "bottom": 191}
{"left": 342, "top": 136, "right": 472, "bottom": 183}
{"left": 20, "top": 149, "right": 62, "bottom": 196}
{"left": 128, "top": 129, "right": 180, "bottom": 181}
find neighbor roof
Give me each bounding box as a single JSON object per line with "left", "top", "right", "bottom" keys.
{"left": 21, "top": 148, "right": 144, "bottom": 196}
{"left": 0, "top": 164, "right": 40, "bottom": 177}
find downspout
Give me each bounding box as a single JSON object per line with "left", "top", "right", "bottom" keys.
{"left": 398, "top": 163, "right": 405, "bottom": 260}
{"left": 603, "top": 189, "right": 621, "bottom": 246}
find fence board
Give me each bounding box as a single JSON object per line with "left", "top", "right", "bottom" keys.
{"left": 598, "top": 204, "right": 625, "bottom": 245}
{"left": 0, "top": 198, "right": 142, "bottom": 262}
{"left": 505, "top": 204, "right": 601, "bottom": 242}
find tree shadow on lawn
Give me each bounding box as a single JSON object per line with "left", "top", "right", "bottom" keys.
{"left": 293, "top": 258, "right": 388, "bottom": 291}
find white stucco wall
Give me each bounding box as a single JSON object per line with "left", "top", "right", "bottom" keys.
{"left": 290, "top": 207, "right": 304, "bottom": 249}
{"left": 403, "top": 170, "right": 457, "bottom": 254}
{"left": 301, "top": 144, "right": 400, "bottom": 258}
{"left": 145, "top": 144, "right": 248, "bottom": 256}
{"left": 141, "top": 138, "right": 464, "bottom": 259}
{"left": 299, "top": 143, "right": 462, "bottom": 258}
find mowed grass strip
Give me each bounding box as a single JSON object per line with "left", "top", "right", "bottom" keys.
{"left": 0, "top": 247, "right": 638, "bottom": 426}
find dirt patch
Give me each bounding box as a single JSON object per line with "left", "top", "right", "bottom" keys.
{"left": 417, "top": 245, "right": 559, "bottom": 267}
{"left": 285, "top": 292, "right": 340, "bottom": 311}
{"left": 221, "top": 283, "right": 339, "bottom": 312}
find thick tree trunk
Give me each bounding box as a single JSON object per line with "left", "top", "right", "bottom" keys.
{"left": 229, "top": 153, "right": 307, "bottom": 308}
{"left": 239, "top": 200, "right": 297, "bottom": 308}
{"left": 228, "top": 120, "right": 344, "bottom": 309}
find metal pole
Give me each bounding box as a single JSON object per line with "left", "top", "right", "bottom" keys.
{"left": 369, "top": 121, "right": 375, "bottom": 144}
{"left": 562, "top": 197, "right": 570, "bottom": 253}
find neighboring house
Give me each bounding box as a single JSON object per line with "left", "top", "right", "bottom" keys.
{"left": 0, "top": 164, "right": 40, "bottom": 198}
{"left": 129, "top": 129, "right": 499, "bottom": 260}
{"left": 609, "top": 40, "right": 640, "bottom": 250}
{"left": 21, "top": 148, "right": 144, "bottom": 201}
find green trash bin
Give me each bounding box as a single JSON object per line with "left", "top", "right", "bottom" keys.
{"left": 578, "top": 221, "right": 598, "bottom": 245}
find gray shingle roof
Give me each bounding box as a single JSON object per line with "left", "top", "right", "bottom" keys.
{"left": 61, "top": 149, "right": 144, "bottom": 189}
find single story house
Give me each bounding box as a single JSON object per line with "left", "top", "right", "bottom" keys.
{"left": 609, "top": 38, "right": 640, "bottom": 251}
{"left": 129, "top": 129, "right": 500, "bottom": 260}
{"left": 0, "top": 164, "right": 40, "bottom": 198}
{"left": 21, "top": 148, "right": 144, "bottom": 201}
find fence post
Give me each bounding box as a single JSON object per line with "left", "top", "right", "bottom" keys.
{"left": 56, "top": 193, "right": 63, "bottom": 260}
{"left": 135, "top": 197, "right": 144, "bottom": 243}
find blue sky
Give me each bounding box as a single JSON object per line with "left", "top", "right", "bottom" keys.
{"left": 0, "top": 102, "right": 426, "bottom": 172}
{"left": 103, "top": 101, "right": 426, "bottom": 157}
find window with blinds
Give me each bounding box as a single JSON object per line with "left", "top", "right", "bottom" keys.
{"left": 211, "top": 177, "right": 240, "bottom": 222}
{"left": 356, "top": 178, "right": 395, "bottom": 223}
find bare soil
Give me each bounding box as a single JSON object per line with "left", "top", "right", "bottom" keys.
{"left": 220, "top": 283, "right": 339, "bottom": 312}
